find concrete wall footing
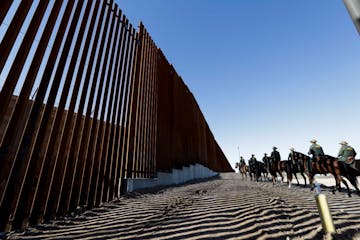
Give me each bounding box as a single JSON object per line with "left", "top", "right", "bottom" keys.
{"left": 126, "top": 164, "right": 218, "bottom": 192}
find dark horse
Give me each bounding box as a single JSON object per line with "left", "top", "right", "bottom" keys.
{"left": 287, "top": 151, "right": 308, "bottom": 187}
{"left": 256, "top": 161, "right": 268, "bottom": 181}
{"left": 249, "top": 161, "right": 267, "bottom": 182}
{"left": 296, "top": 152, "right": 360, "bottom": 197}
{"left": 267, "top": 155, "right": 306, "bottom": 188}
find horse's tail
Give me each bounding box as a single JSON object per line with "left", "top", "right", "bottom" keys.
{"left": 338, "top": 161, "right": 359, "bottom": 189}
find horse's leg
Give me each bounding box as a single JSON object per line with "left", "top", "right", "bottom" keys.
{"left": 287, "top": 172, "right": 292, "bottom": 188}
{"left": 258, "top": 171, "right": 261, "bottom": 182}
{"left": 332, "top": 175, "right": 340, "bottom": 194}
{"left": 348, "top": 175, "right": 360, "bottom": 195}
{"left": 344, "top": 168, "right": 360, "bottom": 195}
{"left": 279, "top": 171, "right": 284, "bottom": 184}
{"left": 340, "top": 176, "right": 352, "bottom": 197}
{"left": 271, "top": 172, "right": 276, "bottom": 185}
{"left": 353, "top": 179, "right": 360, "bottom": 195}
{"left": 300, "top": 172, "right": 307, "bottom": 187}
{"left": 355, "top": 185, "right": 360, "bottom": 196}
{"left": 354, "top": 183, "right": 360, "bottom": 195}
{"left": 308, "top": 173, "right": 315, "bottom": 191}
{"left": 294, "top": 172, "right": 300, "bottom": 185}
{"left": 315, "top": 163, "right": 321, "bottom": 174}
{"left": 273, "top": 174, "right": 276, "bottom": 185}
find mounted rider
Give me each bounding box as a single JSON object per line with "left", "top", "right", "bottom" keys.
{"left": 308, "top": 139, "right": 325, "bottom": 172}
{"left": 271, "top": 146, "right": 281, "bottom": 168}
{"left": 239, "top": 156, "right": 246, "bottom": 167}
{"left": 249, "top": 154, "right": 257, "bottom": 172}
{"left": 262, "top": 153, "right": 269, "bottom": 173}
{"left": 338, "top": 141, "right": 357, "bottom": 165}
{"left": 288, "top": 147, "right": 296, "bottom": 171}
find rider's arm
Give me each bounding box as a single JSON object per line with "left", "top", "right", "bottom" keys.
{"left": 308, "top": 146, "right": 314, "bottom": 156}
{"left": 338, "top": 146, "right": 344, "bottom": 157}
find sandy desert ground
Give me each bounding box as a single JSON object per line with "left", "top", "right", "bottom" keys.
{"left": 3, "top": 173, "right": 360, "bottom": 240}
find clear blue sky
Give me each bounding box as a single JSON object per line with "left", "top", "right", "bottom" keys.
{"left": 117, "top": 0, "right": 360, "bottom": 168}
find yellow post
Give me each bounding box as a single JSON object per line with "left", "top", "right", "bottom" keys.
{"left": 314, "top": 183, "right": 335, "bottom": 233}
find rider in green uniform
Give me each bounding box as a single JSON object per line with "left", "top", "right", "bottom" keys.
{"left": 338, "top": 141, "right": 357, "bottom": 165}
{"left": 308, "top": 139, "right": 325, "bottom": 172}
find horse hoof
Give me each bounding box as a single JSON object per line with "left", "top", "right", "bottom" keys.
{"left": 332, "top": 190, "right": 336, "bottom": 194}
{"left": 348, "top": 193, "right": 352, "bottom": 198}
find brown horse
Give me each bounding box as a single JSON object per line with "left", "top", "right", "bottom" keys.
{"left": 296, "top": 152, "right": 359, "bottom": 197}
{"left": 268, "top": 156, "right": 290, "bottom": 186}
{"left": 268, "top": 156, "right": 308, "bottom": 188}
{"left": 235, "top": 162, "right": 248, "bottom": 179}
{"left": 241, "top": 165, "right": 249, "bottom": 179}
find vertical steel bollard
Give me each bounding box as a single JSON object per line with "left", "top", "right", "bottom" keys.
{"left": 343, "top": 0, "right": 360, "bottom": 35}
{"left": 314, "top": 182, "right": 335, "bottom": 233}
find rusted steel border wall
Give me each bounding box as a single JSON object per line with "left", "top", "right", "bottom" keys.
{"left": 0, "top": 0, "right": 232, "bottom": 232}
{"left": 156, "top": 50, "right": 233, "bottom": 173}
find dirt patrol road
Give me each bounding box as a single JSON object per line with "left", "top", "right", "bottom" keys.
{"left": 4, "top": 173, "right": 360, "bottom": 240}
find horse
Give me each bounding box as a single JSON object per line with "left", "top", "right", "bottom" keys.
{"left": 296, "top": 152, "right": 359, "bottom": 197}
{"left": 336, "top": 158, "right": 360, "bottom": 194}
{"left": 249, "top": 160, "right": 268, "bottom": 182}
{"left": 249, "top": 160, "right": 262, "bottom": 182}
{"left": 258, "top": 161, "right": 268, "bottom": 181}
{"left": 240, "top": 164, "right": 249, "bottom": 180}
{"left": 235, "top": 162, "right": 248, "bottom": 179}
{"left": 287, "top": 151, "right": 308, "bottom": 187}
{"left": 248, "top": 160, "right": 257, "bottom": 181}
{"left": 262, "top": 157, "right": 271, "bottom": 180}
{"left": 351, "top": 159, "right": 360, "bottom": 169}
{"left": 268, "top": 156, "right": 286, "bottom": 184}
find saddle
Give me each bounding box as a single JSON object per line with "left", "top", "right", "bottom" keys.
{"left": 313, "top": 156, "right": 324, "bottom": 163}
{"left": 345, "top": 156, "right": 355, "bottom": 165}
{"left": 336, "top": 156, "right": 356, "bottom": 165}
